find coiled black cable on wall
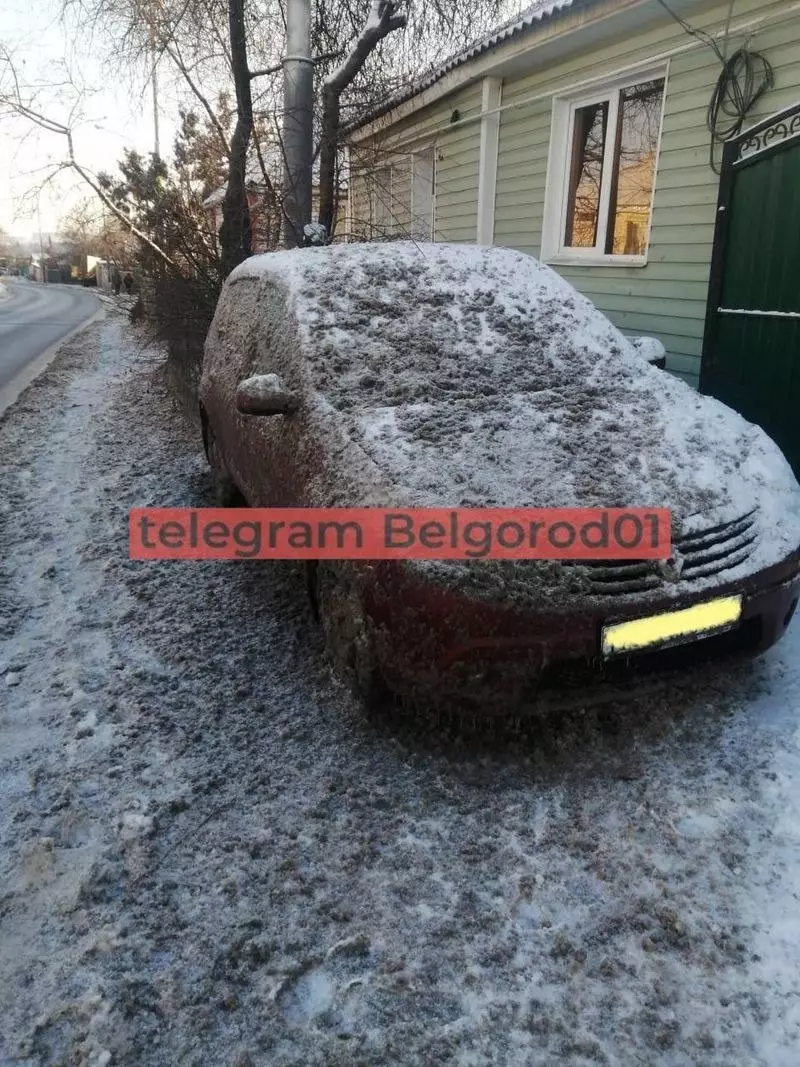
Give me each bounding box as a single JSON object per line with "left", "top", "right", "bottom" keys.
{"left": 707, "top": 47, "right": 774, "bottom": 171}
{"left": 656, "top": 0, "right": 774, "bottom": 172}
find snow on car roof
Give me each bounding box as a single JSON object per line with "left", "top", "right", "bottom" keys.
{"left": 226, "top": 242, "right": 800, "bottom": 576}
{"left": 230, "top": 241, "right": 634, "bottom": 410}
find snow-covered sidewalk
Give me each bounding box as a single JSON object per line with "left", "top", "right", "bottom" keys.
{"left": 1, "top": 312, "right": 800, "bottom": 1066}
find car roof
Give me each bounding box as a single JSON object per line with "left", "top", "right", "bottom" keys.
{"left": 228, "top": 242, "right": 637, "bottom": 413}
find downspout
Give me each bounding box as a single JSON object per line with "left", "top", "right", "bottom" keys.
{"left": 282, "top": 0, "right": 314, "bottom": 248}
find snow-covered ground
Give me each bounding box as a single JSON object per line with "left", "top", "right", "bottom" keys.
{"left": 2, "top": 311, "right": 800, "bottom": 1066}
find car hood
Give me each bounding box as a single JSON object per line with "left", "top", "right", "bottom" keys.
{"left": 345, "top": 362, "right": 800, "bottom": 579}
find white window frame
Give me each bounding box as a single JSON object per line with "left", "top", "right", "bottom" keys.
{"left": 541, "top": 63, "right": 669, "bottom": 268}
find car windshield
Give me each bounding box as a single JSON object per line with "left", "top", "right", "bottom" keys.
{"left": 242, "top": 243, "right": 633, "bottom": 414}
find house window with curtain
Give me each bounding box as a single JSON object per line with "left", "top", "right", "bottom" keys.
{"left": 372, "top": 166, "right": 393, "bottom": 235}
{"left": 543, "top": 70, "right": 667, "bottom": 264}
{"left": 410, "top": 147, "right": 436, "bottom": 240}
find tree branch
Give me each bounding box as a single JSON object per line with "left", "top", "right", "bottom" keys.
{"left": 0, "top": 55, "right": 179, "bottom": 271}
{"left": 164, "top": 37, "right": 231, "bottom": 157}
{"left": 317, "top": 1, "right": 407, "bottom": 236}
{"left": 249, "top": 63, "right": 282, "bottom": 79}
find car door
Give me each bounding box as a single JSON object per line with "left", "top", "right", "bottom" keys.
{"left": 204, "top": 274, "right": 311, "bottom": 506}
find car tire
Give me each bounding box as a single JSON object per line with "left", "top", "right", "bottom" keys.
{"left": 315, "top": 563, "right": 388, "bottom": 707}
{"left": 199, "top": 405, "right": 244, "bottom": 506}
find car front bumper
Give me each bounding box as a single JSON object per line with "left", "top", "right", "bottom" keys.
{"left": 363, "top": 559, "right": 800, "bottom": 705}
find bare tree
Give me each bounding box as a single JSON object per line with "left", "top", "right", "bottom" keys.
{"left": 317, "top": 1, "right": 406, "bottom": 237}
{"left": 218, "top": 0, "right": 254, "bottom": 272}
{"left": 59, "top": 197, "right": 137, "bottom": 274}
{"left": 57, "top": 0, "right": 518, "bottom": 257}
{"left": 5, "top": 0, "right": 522, "bottom": 275}
{"left": 0, "top": 47, "right": 179, "bottom": 270}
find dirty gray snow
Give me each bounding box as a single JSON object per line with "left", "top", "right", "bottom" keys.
{"left": 219, "top": 243, "right": 800, "bottom": 586}
{"left": 2, "top": 311, "right": 800, "bottom": 1066}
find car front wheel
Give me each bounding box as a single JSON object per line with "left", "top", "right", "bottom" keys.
{"left": 199, "top": 405, "right": 244, "bottom": 506}
{"left": 314, "top": 563, "right": 388, "bottom": 707}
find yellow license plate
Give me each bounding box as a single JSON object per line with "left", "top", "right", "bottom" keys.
{"left": 602, "top": 595, "right": 743, "bottom": 657}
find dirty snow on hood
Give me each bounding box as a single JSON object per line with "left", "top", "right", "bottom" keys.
{"left": 229, "top": 242, "right": 800, "bottom": 577}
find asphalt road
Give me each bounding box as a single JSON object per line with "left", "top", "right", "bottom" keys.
{"left": 0, "top": 277, "right": 98, "bottom": 398}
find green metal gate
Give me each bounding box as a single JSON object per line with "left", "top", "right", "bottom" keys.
{"left": 700, "top": 102, "right": 800, "bottom": 475}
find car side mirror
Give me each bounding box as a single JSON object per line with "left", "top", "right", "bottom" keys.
{"left": 630, "top": 336, "right": 667, "bottom": 370}
{"left": 236, "top": 374, "right": 298, "bottom": 416}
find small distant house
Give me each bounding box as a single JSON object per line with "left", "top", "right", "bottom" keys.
{"left": 203, "top": 179, "right": 283, "bottom": 254}
{"left": 85, "top": 256, "right": 135, "bottom": 291}
{"left": 30, "top": 254, "right": 61, "bottom": 284}
{"left": 345, "top": 0, "right": 800, "bottom": 470}
{"left": 86, "top": 256, "right": 114, "bottom": 289}
{"left": 203, "top": 160, "right": 349, "bottom": 251}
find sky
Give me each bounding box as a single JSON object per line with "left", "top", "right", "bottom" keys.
{"left": 0, "top": 0, "right": 530, "bottom": 242}
{"left": 0, "top": 0, "right": 176, "bottom": 238}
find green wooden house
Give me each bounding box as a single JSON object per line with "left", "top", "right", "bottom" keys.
{"left": 345, "top": 0, "right": 800, "bottom": 467}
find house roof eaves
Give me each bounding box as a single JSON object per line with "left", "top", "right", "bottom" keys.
{"left": 343, "top": 0, "right": 588, "bottom": 136}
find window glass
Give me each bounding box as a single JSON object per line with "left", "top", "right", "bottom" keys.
{"left": 564, "top": 101, "right": 608, "bottom": 248}
{"left": 373, "top": 167, "right": 392, "bottom": 232}
{"left": 552, "top": 74, "right": 666, "bottom": 259}
{"left": 606, "top": 79, "right": 664, "bottom": 255}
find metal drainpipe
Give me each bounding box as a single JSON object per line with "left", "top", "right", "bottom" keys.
{"left": 282, "top": 0, "right": 314, "bottom": 248}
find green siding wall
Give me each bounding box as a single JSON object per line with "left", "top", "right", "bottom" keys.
{"left": 349, "top": 83, "right": 483, "bottom": 241}
{"left": 494, "top": 0, "right": 800, "bottom": 385}
{"left": 351, "top": 0, "right": 800, "bottom": 385}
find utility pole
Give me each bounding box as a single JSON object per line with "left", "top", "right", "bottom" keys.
{"left": 148, "top": 16, "right": 160, "bottom": 159}
{"left": 281, "top": 0, "right": 313, "bottom": 248}
{"left": 152, "top": 61, "right": 161, "bottom": 159}
{"left": 37, "top": 196, "right": 46, "bottom": 284}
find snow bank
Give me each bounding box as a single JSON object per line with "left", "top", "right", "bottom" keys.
{"left": 223, "top": 242, "right": 800, "bottom": 583}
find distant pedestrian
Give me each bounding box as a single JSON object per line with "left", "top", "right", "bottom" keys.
{"left": 112, "top": 269, "right": 121, "bottom": 295}
{"left": 123, "top": 272, "right": 134, "bottom": 295}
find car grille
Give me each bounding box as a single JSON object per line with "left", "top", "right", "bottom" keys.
{"left": 580, "top": 509, "right": 758, "bottom": 596}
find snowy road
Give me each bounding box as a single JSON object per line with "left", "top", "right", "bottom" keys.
{"left": 0, "top": 278, "right": 98, "bottom": 413}
{"left": 1, "top": 313, "right": 800, "bottom": 1066}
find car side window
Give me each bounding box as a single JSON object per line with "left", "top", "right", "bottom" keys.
{"left": 209, "top": 277, "right": 262, "bottom": 384}
{"left": 252, "top": 280, "right": 297, "bottom": 385}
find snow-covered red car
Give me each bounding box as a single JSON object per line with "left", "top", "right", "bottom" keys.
{"left": 199, "top": 243, "right": 800, "bottom": 708}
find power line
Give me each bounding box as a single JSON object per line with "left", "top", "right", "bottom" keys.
{"left": 655, "top": 0, "right": 773, "bottom": 172}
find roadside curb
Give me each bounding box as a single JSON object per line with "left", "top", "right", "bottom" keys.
{"left": 95, "top": 292, "right": 138, "bottom": 314}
